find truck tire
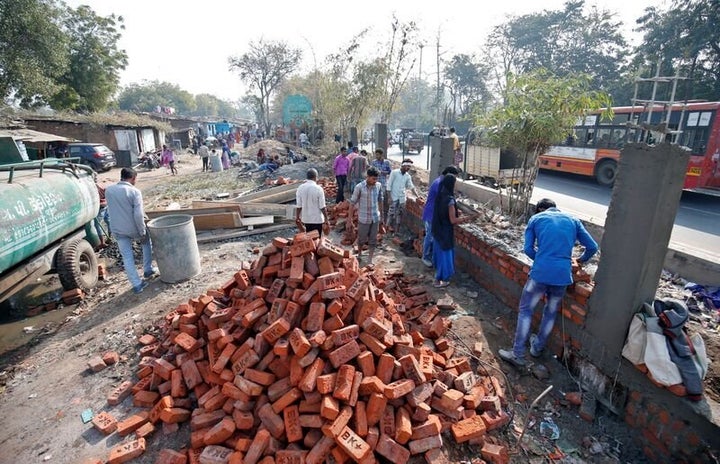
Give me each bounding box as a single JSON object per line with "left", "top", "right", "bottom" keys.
{"left": 57, "top": 238, "right": 98, "bottom": 292}
{"left": 595, "top": 159, "right": 618, "bottom": 186}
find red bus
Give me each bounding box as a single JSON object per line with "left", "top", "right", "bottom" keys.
{"left": 539, "top": 101, "right": 720, "bottom": 194}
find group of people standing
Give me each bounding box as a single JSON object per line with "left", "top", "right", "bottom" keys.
{"left": 332, "top": 146, "right": 420, "bottom": 264}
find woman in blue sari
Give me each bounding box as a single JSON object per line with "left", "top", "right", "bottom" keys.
{"left": 431, "top": 174, "right": 462, "bottom": 288}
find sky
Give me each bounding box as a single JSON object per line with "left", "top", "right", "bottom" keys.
{"left": 65, "top": 0, "right": 665, "bottom": 102}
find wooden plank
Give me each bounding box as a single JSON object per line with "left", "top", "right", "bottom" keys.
{"left": 191, "top": 212, "right": 243, "bottom": 230}
{"left": 191, "top": 201, "right": 296, "bottom": 219}
{"left": 227, "top": 183, "right": 300, "bottom": 205}
{"left": 196, "top": 223, "right": 294, "bottom": 244}
{"left": 239, "top": 215, "right": 274, "bottom": 227}
{"left": 146, "top": 205, "right": 242, "bottom": 219}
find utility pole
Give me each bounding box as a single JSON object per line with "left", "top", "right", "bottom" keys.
{"left": 417, "top": 44, "right": 423, "bottom": 131}
{"left": 436, "top": 36, "right": 441, "bottom": 125}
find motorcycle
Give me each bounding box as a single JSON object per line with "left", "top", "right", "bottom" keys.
{"left": 137, "top": 151, "right": 160, "bottom": 170}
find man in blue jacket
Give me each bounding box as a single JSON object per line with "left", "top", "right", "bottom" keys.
{"left": 499, "top": 198, "right": 598, "bottom": 367}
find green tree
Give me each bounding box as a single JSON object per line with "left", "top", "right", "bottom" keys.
{"left": 117, "top": 80, "right": 196, "bottom": 114}
{"left": 443, "top": 53, "right": 492, "bottom": 126}
{"left": 478, "top": 70, "right": 612, "bottom": 220}
{"left": 49, "top": 5, "right": 127, "bottom": 111}
{"left": 0, "top": 0, "right": 68, "bottom": 107}
{"left": 193, "top": 93, "right": 236, "bottom": 118}
{"left": 229, "top": 39, "right": 302, "bottom": 135}
{"left": 485, "top": 1, "right": 628, "bottom": 103}
{"left": 634, "top": 0, "right": 720, "bottom": 102}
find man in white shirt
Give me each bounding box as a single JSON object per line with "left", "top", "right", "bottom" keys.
{"left": 387, "top": 159, "right": 418, "bottom": 236}
{"left": 295, "top": 168, "right": 329, "bottom": 236}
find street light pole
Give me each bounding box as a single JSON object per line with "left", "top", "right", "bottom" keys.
{"left": 417, "top": 44, "right": 423, "bottom": 132}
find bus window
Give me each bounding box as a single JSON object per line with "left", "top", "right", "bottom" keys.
{"left": 585, "top": 129, "right": 596, "bottom": 147}
{"left": 681, "top": 128, "right": 709, "bottom": 156}
{"left": 596, "top": 128, "right": 613, "bottom": 148}
{"left": 611, "top": 129, "right": 625, "bottom": 148}
{"left": 575, "top": 128, "right": 588, "bottom": 147}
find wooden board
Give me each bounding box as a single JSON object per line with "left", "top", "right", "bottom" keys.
{"left": 227, "top": 183, "right": 300, "bottom": 204}
{"left": 191, "top": 212, "right": 243, "bottom": 230}
{"left": 146, "top": 205, "right": 242, "bottom": 219}
{"left": 191, "top": 201, "right": 296, "bottom": 219}
{"left": 195, "top": 223, "right": 294, "bottom": 243}
{"left": 238, "top": 215, "right": 274, "bottom": 227}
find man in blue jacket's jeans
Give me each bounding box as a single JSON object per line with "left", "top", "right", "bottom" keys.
{"left": 421, "top": 166, "right": 460, "bottom": 267}
{"left": 499, "top": 198, "right": 598, "bottom": 367}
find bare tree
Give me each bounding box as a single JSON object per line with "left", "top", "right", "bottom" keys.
{"left": 229, "top": 39, "right": 301, "bottom": 134}
{"left": 379, "top": 15, "right": 420, "bottom": 123}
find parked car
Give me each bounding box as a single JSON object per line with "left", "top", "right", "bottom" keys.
{"left": 67, "top": 143, "right": 116, "bottom": 172}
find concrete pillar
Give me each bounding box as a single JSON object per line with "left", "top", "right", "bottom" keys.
{"left": 374, "top": 124, "right": 388, "bottom": 155}
{"left": 349, "top": 127, "right": 358, "bottom": 148}
{"left": 429, "top": 137, "right": 455, "bottom": 181}
{"left": 583, "top": 143, "right": 690, "bottom": 372}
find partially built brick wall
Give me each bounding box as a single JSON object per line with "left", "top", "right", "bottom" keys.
{"left": 403, "top": 197, "right": 719, "bottom": 462}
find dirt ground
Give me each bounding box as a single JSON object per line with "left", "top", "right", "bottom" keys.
{"left": 0, "top": 144, "right": 709, "bottom": 463}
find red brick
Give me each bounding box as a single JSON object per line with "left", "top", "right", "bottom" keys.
{"left": 258, "top": 403, "right": 285, "bottom": 439}
{"left": 204, "top": 417, "right": 235, "bottom": 445}
{"left": 306, "top": 435, "right": 335, "bottom": 464}
{"left": 289, "top": 328, "right": 312, "bottom": 357}
{"left": 159, "top": 408, "right": 191, "bottom": 424}
{"left": 335, "top": 426, "right": 372, "bottom": 462}
{"left": 156, "top": 448, "right": 187, "bottom": 464}
{"left": 384, "top": 379, "right": 415, "bottom": 400}
{"left": 322, "top": 405, "right": 353, "bottom": 438}
{"left": 328, "top": 339, "right": 361, "bottom": 368}
{"left": 91, "top": 411, "right": 117, "bottom": 435}
{"left": 101, "top": 351, "right": 120, "bottom": 365}
{"left": 149, "top": 396, "right": 174, "bottom": 424}
{"left": 411, "top": 415, "right": 442, "bottom": 440}
{"left": 134, "top": 422, "right": 155, "bottom": 439}
{"left": 331, "top": 325, "right": 360, "bottom": 345}
{"left": 138, "top": 334, "right": 157, "bottom": 345}
{"left": 261, "top": 317, "right": 291, "bottom": 344}
{"left": 366, "top": 392, "right": 387, "bottom": 427}
{"left": 376, "top": 434, "right": 410, "bottom": 464}
{"left": 87, "top": 356, "right": 107, "bottom": 373}
{"left": 320, "top": 395, "right": 340, "bottom": 420}
{"left": 107, "top": 380, "right": 133, "bottom": 406}
{"left": 244, "top": 428, "right": 271, "bottom": 464}
{"left": 481, "top": 442, "right": 509, "bottom": 464}
{"left": 408, "top": 434, "right": 443, "bottom": 455}
{"left": 480, "top": 409, "right": 510, "bottom": 431}
{"left": 108, "top": 437, "right": 145, "bottom": 464}
{"left": 271, "top": 387, "right": 303, "bottom": 414}
{"left": 199, "top": 446, "right": 234, "bottom": 464}
{"left": 376, "top": 353, "right": 396, "bottom": 384}
{"left": 451, "top": 415, "right": 487, "bottom": 443}
{"left": 117, "top": 411, "right": 149, "bottom": 436}
{"left": 133, "top": 389, "right": 159, "bottom": 408}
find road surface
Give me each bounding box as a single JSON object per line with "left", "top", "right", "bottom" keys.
{"left": 364, "top": 142, "right": 719, "bottom": 259}
{"left": 533, "top": 171, "right": 720, "bottom": 260}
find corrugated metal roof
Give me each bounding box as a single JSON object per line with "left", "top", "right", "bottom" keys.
{"left": 0, "top": 128, "right": 76, "bottom": 143}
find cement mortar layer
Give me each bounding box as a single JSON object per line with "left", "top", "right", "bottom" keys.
{"left": 452, "top": 177, "right": 720, "bottom": 284}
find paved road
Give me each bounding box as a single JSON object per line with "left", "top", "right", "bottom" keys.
{"left": 364, "top": 142, "right": 719, "bottom": 258}
{"left": 532, "top": 171, "right": 720, "bottom": 260}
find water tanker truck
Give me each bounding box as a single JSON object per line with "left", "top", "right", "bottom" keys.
{"left": 0, "top": 135, "right": 101, "bottom": 303}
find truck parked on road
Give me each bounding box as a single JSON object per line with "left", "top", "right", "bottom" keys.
{"left": 0, "top": 135, "right": 101, "bottom": 304}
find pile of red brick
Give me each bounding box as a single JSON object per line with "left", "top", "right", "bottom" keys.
{"left": 94, "top": 231, "right": 511, "bottom": 464}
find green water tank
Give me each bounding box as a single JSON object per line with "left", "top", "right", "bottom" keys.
{"left": 0, "top": 160, "right": 99, "bottom": 274}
